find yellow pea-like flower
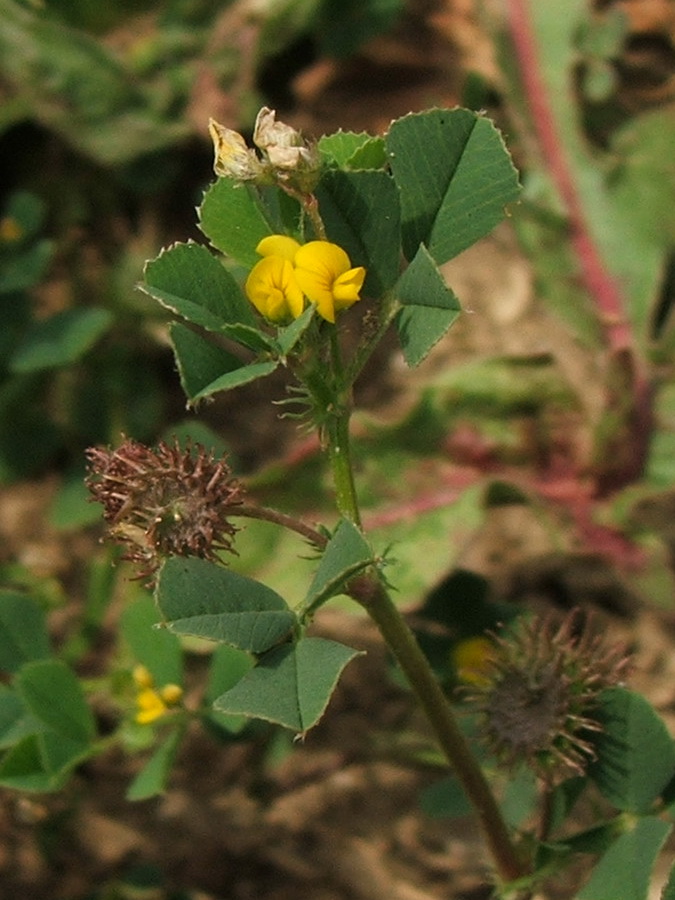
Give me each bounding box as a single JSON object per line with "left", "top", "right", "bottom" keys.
{"left": 451, "top": 636, "right": 495, "bottom": 686}
{"left": 245, "top": 255, "right": 306, "bottom": 323}
{"left": 160, "top": 683, "right": 184, "bottom": 705}
{"left": 133, "top": 667, "right": 183, "bottom": 724}
{"left": 293, "top": 241, "right": 365, "bottom": 324}
{"left": 135, "top": 687, "right": 168, "bottom": 725}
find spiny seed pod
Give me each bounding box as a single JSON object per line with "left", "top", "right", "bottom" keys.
{"left": 465, "top": 611, "right": 629, "bottom": 783}
{"left": 85, "top": 437, "right": 243, "bottom": 582}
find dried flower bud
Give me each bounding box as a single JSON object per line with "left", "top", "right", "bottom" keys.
{"left": 86, "top": 437, "right": 243, "bottom": 582}
{"left": 253, "top": 107, "right": 316, "bottom": 170}
{"left": 209, "top": 118, "right": 263, "bottom": 180}
{"left": 465, "top": 611, "right": 629, "bottom": 783}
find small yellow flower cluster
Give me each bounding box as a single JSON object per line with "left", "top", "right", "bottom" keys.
{"left": 451, "top": 636, "right": 495, "bottom": 686}
{"left": 133, "top": 665, "right": 183, "bottom": 725}
{"left": 245, "top": 235, "right": 366, "bottom": 324}
{"left": 0, "top": 216, "right": 22, "bottom": 243}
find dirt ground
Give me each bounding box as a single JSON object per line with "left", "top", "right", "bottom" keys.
{"left": 2, "top": 1, "right": 675, "bottom": 898}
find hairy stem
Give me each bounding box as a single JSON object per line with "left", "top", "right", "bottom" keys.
{"left": 350, "top": 573, "right": 529, "bottom": 884}
{"left": 232, "top": 504, "right": 328, "bottom": 549}
{"left": 233, "top": 500, "right": 527, "bottom": 882}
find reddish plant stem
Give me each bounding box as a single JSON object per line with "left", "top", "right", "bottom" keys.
{"left": 506, "top": 0, "right": 653, "bottom": 489}
{"left": 506, "top": 0, "right": 630, "bottom": 351}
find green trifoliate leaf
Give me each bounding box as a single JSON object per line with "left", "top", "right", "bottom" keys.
{"left": 275, "top": 305, "right": 315, "bottom": 357}
{"left": 590, "top": 687, "right": 675, "bottom": 813}
{"left": 315, "top": 168, "right": 401, "bottom": 296}
{"left": 577, "top": 816, "right": 671, "bottom": 900}
{"left": 156, "top": 557, "right": 297, "bottom": 654}
{"left": 199, "top": 179, "right": 282, "bottom": 268}
{"left": 170, "top": 323, "right": 278, "bottom": 404}
{"left": 142, "top": 241, "right": 257, "bottom": 331}
{"left": 394, "top": 243, "right": 461, "bottom": 366}
{"left": 120, "top": 594, "right": 182, "bottom": 688}
{"left": 126, "top": 729, "right": 182, "bottom": 801}
{"left": 0, "top": 591, "right": 50, "bottom": 674}
{"left": 17, "top": 659, "right": 95, "bottom": 745}
{"left": 318, "top": 131, "right": 386, "bottom": 169}
{"left": 301, "top": 518, "right": 375, "bottom": 616}
{"left": 213, "top": 636, "right": 364, "bottom": 733}
{"left": 10, "top": 308, "right": 113, "bottom": 372}
{"left": 386, "top": 108, "right": 520, "bottom": 264}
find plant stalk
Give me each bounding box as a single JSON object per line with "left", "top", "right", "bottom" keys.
{"left": 325, "top": 330, "right": 362, "bottom": 527}
{"left": 350, "top": 573, "right": 528, "bottom": 884}
{"left": 319, "top": 395, "right": 525, "bottom": 882}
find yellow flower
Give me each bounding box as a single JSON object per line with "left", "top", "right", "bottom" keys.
{"left": 132, "top": 664, "right": 154, "bottom": 690}
{"left": 245, "top": 255, "right": 305, "bottom": 323}
{"left": 451, "top": 636, "right": 495, "bottom": 686}
{"left": 133, "top": 666, "right": 183, "bottom": 724}
{"left": 136, "top": 688, "right": 168, "bottom": 725}
{"left": 293, "top": 241, "right": 365, "bottom": 324}
{"left": 0, "top": 216, "right": 22, "bottom": 243}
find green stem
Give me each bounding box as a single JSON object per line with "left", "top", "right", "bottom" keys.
{"left": 325, "top": 328, "right": 361, "bottom": 526}
{"left": 232, "top": 504, "right": 527, "bottom": 883}
{"left": 325, "top": 407, "right": 361, "bottom": 526}
{"left": 350, "top": 573, "right": 528, "bottom": 885}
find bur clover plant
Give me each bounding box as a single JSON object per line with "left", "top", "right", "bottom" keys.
{"left": 80, "top": 107, "right": 675, "bottom": 898}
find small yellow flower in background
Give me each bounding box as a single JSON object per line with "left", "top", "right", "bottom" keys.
{"left": 294, "top": 241, "right": 365, "bottom": 324}
{"left": 0, "top": 216, "right": 22, "bottom": 243}
{"left": 132, "top": 664, "right": 154, "bottom": 690}
{"left": 451, "top": 636, "right": 495, "bottom": 686}
{"left": 132, "top": 665, "right": 183, "bottom": 725}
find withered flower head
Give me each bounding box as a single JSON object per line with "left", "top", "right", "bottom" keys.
{"left": 85, "top": 437, "right": 243, "bottom": 581}
{"left": 466, "top": 611, "right": 629, "bottom": 783}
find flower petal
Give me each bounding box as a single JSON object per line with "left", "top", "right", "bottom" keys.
{"left": 256, "top": 234, "right": 301, "bottom": 262}
{"left": 295, "top": 241, "right": 351, "bottom": 280}
{"left": 332, "top": 267, "right": 366, "bottom": 311}
{"left": 208, "top": 118, "right": 262, "bottom": 180}
{"left": 245, "top": 256, "right": 305, "bottom": 323}
{"left": 294, "top": 241, "right": 364, "bottom": 322}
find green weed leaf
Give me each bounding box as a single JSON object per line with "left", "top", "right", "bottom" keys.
{"left": 577, "top": 816, "right": 671, "bottom": 900}
{"left": 0, "top": 735, "right": 61, "bottom": 792}
{"left": 386, "top": 108, "right": 520, "bottom": 264}
{"left": 142, "top": 241, "right": 256, "bottom": 331}
{"left": 16, "top": 659, "right": 95, "bottom": 745}
{"left": 126, "top": 728, "right": 182, "bottom": 801}
{"left": 120, "top": 593, "right": 183, "bottom": 688}
{"left": 0, "top": 685, "right": 41, "bottom": 750}
{"left": 318, "top": 132, "right": 386, "bottom": 169}
{"left": 394, "top": 243, "right": 461, "bottom": 366}
{"left": 199, "top": 179, "right": 279, "bottom": 268}
{"left": 170, "top": 323, "right": 278, "bottom": 404}
{"left": 213, "top": 636, "right": 363, "bottom": 733}
{"left": 590, "top": 687, "right": 675, "bottom": 813}
{"left": 302, "top": 518, "right": 374, "bottom": 616}
{"left": 0, "top": 591, "right": 50, "bottom": 674}
{"left": 316, "top": 169, "right": 401, "bottom": 296}
{"left": 156, "top": 557, "right": 296, "bottom": 654}
{"left": 10, "top": 308, "right": 113, "bottom": 372}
